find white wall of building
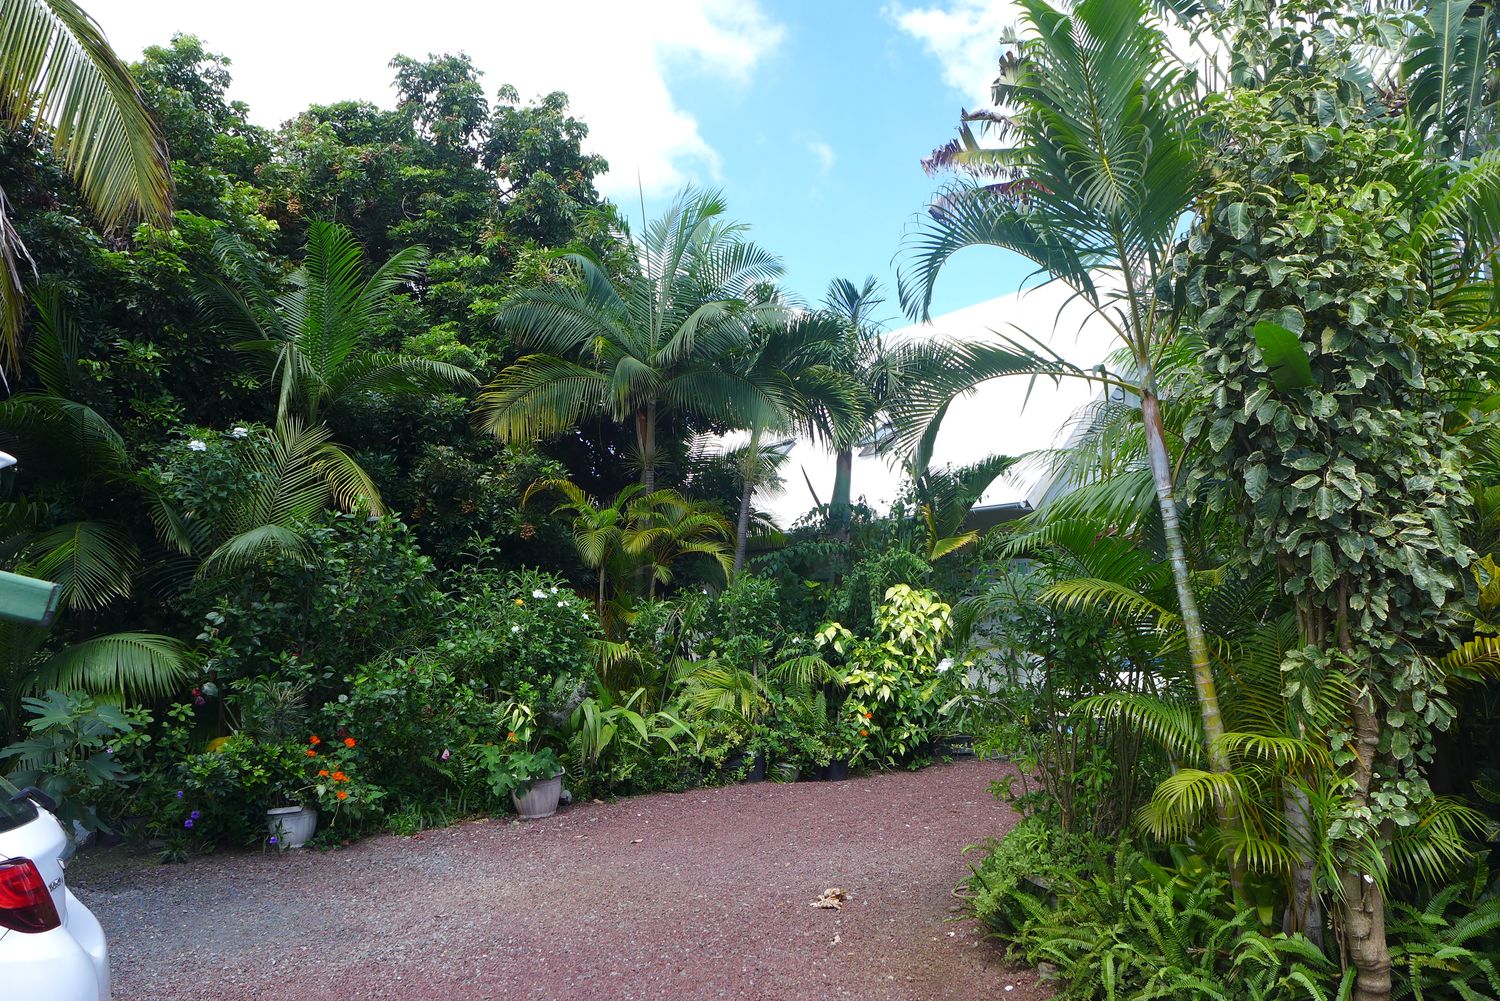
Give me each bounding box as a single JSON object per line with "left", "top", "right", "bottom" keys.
{"left": 757, "top": 279, "right": 1119, "bottom": 528}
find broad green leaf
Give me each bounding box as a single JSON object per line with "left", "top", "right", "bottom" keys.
{"left": 1253, "top": 320, "right": 1316, "bottom": 391}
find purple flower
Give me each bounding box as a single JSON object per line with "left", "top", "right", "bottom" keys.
{"left": 175, "top": 790, "right": 184, "bottom": 799}
{"left": 268, "top": 836, "right": 279, "bottom": 845}
{"left": 190, "top": 810, "right": 201, "bottom": 820}
{"left": 183, "top": 819, "right": 194, "bottom": 829}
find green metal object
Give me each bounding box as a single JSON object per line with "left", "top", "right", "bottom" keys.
{"left": 0, "top": 571, "right": 62, "bottom": 627}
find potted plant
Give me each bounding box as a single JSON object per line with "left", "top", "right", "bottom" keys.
{"left": 476, "top": 702, "right": 567, "bottom": 820}
{"left": 828, "top": 703, "right": 872, "bottom": 780}
{"left": 266, "top": 737, "right": 320, "bottom": 849}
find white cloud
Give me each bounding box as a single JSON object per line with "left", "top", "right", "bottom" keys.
{"left": 806, "top": 138, "right": 836, "bottom": 174}
{"left": 884, "top": 0, "right": 1019, "bottom": 108}
{"left": 85, "top": 0, "right": 784, "bottom": 198}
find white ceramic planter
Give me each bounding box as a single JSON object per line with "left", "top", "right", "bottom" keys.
{"left": 266, "top": 805, "right": 318, "bottom": 848}
{"left": 511, "top": 771, "right": 565, "bottom": 820}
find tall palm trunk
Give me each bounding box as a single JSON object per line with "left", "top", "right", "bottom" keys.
{"left": 1140, "top": 385, "right": 1244, "bottom": 902}
{"left": 733, "top": 426, "right": 762, "bottom": 576}
{"left": 830, "top": 446, "right": 853, "bottom": 543}
{"left": 633, "top": 402, "right": 658, "bottom": 596}
{"left": 636, "top": 402, "right": 657, "bottom": 493}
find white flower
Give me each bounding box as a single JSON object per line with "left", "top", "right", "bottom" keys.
{"left": 228, "top": 426, "right": 249, "bottom": 440}
{"left": 511, "top": 625, "right": 522, "bottom": 633}
{"left": 549, "top": 586, "right": 558, "bottom": 594}
{"left": 532, "top": 588, "right": 547, "bottom": 599}
{"left": 187, "top": 439, "right": 208, "bottom": 452}
{"left": 557, "top": 601, "right": 567, "bottom": 608}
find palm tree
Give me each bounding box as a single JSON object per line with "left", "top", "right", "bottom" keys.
{"left": 0, "top": 0, "right": 172, "bottom": 368}
{"left": 212, "top": 221, "right": 475, "bottom": 429}
{"left": 524, "top": 477, "right": 734, "bottom": 610}
{"left": 179, "top": 419, "right": 393, "bottom": 577}
{"left": 729, "top": 311, "right": 864, "bottom": 574}
{"left": 477, "top": 188, "right": 786, "bottom": 493}
{"left": 822, "top": 277, "right": 888, "bottom": 541}
{"left": 522, "top": 477, "right": 636, "bottom": 611}
{"left": 895, "top": 0, "right": 1235, "bottom": 822}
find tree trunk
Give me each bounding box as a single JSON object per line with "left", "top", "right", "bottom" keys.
{"left": 634, "top": 403, "right": 657, "bottom": 597}
{"left": 1139, "top": 387, "right": 1244, "bottom": 898}
{"left": 1339, "top": 693, "right": 1392, "bottom": 1001}
{"left": 1282, "top": 783, "right": 1324, "bottom": 946}
{"left": 636, "top": 403, "right": 657, "bottom": 494}
{"left": 733, "top": 427, "right": 761, "bottom": 577}
{"left": 830, "top": 446, "right": 853, "bottom": 543}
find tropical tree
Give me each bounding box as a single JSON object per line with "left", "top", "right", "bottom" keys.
{"left": 210, "top": 221, "right": 476, "bottom": 429}
{"left": 729, "top": 310, "right": 864, "bottom": 574}
{"left": 0, "top": 0, "right": 172, "bottom": 367}
{"left": 476, "top": 187, "right": 785, "bottom": 493}
{"left": 524, "top": 477, "right": 734, "bottom": 612}
{"left": 0, "top": 288, "right": 188, "bottom": 737}
{"left": 895, "top": 0, "right": 1235, "bottom": 830}
{"left": 821, "top": 277, "right": 889, "bottom": 541}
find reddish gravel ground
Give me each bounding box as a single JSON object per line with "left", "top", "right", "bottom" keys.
{"left": 74, "top": 758, "right": 1049, "bottom": 1001}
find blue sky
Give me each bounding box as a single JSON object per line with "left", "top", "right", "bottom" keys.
{"left": 634, "top": 1, "right": 1028, "bottom": 318}
{"left": 89, "top": 0, "right": 1030, "bottom": 320}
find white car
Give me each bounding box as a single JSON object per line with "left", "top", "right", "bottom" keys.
{"left": 0, "top": 776, "right": 110, "bottom": 1000}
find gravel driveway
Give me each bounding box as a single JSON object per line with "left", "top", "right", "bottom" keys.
{"left": 74, "top": 759, "right": 1048, "bottom": 1000}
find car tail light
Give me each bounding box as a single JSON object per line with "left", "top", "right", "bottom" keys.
{"left": 0, "top": 857, "right": 60, "bottom": 933}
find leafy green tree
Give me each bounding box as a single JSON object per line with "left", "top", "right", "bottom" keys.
{"left": 0, "top": 0, "right": 173, "bottom": 364}
{"left": 1184, "top": 84, "right": 1500, "bottom": 1000}
{"left": 477, "top": 187, "right": 785, "bottom": 494}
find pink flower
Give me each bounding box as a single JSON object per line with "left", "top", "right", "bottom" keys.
{"left": 440, "top": 748, "right": 451, "bottom": 761}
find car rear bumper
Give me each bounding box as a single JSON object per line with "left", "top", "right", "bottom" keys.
{"left": 0, "top": 889, "right": 110, "bottom": 1001}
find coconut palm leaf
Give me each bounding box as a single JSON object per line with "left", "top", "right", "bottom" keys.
{"left": 0, "top": 0, "right": 172, "bottom": 367}
{"left": 31, "top": 630, "right": 189, "bottom": 702}
{"left": 20, "top": 519, "right": 137, "bottom": 611}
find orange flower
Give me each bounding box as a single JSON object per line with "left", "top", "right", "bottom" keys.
{"left": 335, "top": 790, "right": 348, "bottom": 800}
{"left": 332, "top": 771, "right": 348, "bottom": 782}
{"left": 862, "top": 711, "right": 872, "bottom": 719}
{"left": 309, "top": 735, "right": 321, "bottom": 745}
{"left": 305, "top": 749, "right": 317, "bottom": 757}
{"left": 318, "top": 769, "right": 329, "bottom": 778}
{"left": 344, "top": 737, "right": 357, "bottom": 748}
{"left": 506, "top": 731, "right": 518, "bottom": 743}
{"left": 859, "top": 728, "right": 869, "bottom": 737}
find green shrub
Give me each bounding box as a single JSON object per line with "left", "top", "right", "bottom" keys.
{"left": 964, "top": 825, "right": 1347, "bottom": 1000}
{"left": 438, "top": 567, "right": 597, "bottom": 717}
{"left": 318, "top": 655, "right": 484, "bottom": 804}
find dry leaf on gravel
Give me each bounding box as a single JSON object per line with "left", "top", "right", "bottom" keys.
{"left": 811, "top": 887, "right": 847, "bottom": 910}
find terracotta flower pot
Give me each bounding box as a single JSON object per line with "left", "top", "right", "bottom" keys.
{"left": 512, "top": 770, "right": 565, "bottom": 820}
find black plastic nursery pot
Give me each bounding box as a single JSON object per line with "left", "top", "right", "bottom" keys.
{"left": 747, "top": 752, "right": 767, "bottom": 783}
{"left": 826, "top": 759, "right": 849, "bottom": 781}
{"left": 934, "top": 734, "right": 976, "bottom": 758}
